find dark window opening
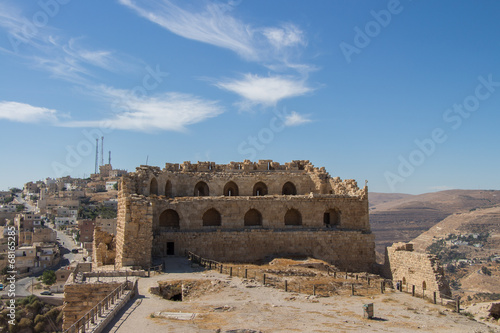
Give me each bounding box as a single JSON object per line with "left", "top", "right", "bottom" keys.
{"left": 194, "top": 181, "right": 209, "bottom": 196}
{"left": 282, "top": 182, "right": 297, "bottom": 195}
{"left": 253, "top": 182, "right": 268, "bottom": 196}
{"left": 150, "top": 178, "right": 158, "bottom": 196}
{"left": 203, "top": 208, "right": 221, "bottom": 226}
{"left": 244, "top": 209, "right": 262, "bottom": 226}
{"left": 159, "top": 209, "right": 180, "bottom": 229}
{"left": 284, "top": 209, "right": 302, "bottom": 225}
{"left": 223, "top": 181, "right": 239, "bottom": 196}
{"left": 166, "top": 242, "right": 175, "bottom": 255}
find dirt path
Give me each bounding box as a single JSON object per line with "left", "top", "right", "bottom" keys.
{"left": 104, "top": 257, "right": 498, "bottom": 332}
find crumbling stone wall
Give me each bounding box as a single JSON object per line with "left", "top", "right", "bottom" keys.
{"left": 384, "top": 242, "right": 451, "bottom": 297}
{"left": 155, "top": 229, "right": 375, "bottom": 272}
{"left": 93, "top": 226, "right": 116, "bottom": 267}
{"left": 63, "top": 280, "right": 121, "bottom": 330}
{"left": 113, "top": 160, "right": 374, "bottom": 272}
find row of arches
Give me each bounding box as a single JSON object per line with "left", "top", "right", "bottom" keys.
{"left": 158, "top": 208, "right": 341, "bottom": 228}
{"left": 149, "top": 178, "right": 297, "bottom": 197}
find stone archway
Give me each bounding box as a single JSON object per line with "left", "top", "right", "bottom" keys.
{"left": 282, "top": 181, "right": 297, "bottom": 195}
{"left": 150, "top": 178, "right": 158, "bottom": 196}
{"left": 244, "top": 209, "right": 262, "bottom": 226}
{"left": 253, "top": 182, "right": 268, "bottom": 196}
{"left": 284, "top": 208, "right": 302, "bottom": 225}
{"left": 159, "top": 209, "right": 180, "bottom": 229}
{"left": 194, "top": 181, "right": 209, "bottom": 196}
{"left": 223, "top": 181, "right": 239, "bottom": 196}
{"left": 202, "top": 208, "right": 221, "bottom": 226}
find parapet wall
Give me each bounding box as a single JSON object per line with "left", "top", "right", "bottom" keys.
{"left": 154, "top": 229, "right": 375, "bottom": 272}
{"left": 384, "top": 243, "right": 451, "bottom": 297}
{"left": 63, "top": 281, "right": 121, "bottom": 330}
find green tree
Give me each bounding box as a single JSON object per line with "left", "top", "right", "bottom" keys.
{"left": 16, "top": 204, "right": 25, "bottom": 212}
{"left": 113, "top": 182, "right": 118, "bottom": 190}
{"left": 41, "top": 270, "right": 56, "bottom": 285}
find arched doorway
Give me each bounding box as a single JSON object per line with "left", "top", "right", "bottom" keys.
{"left": 150, "top": 178, "right": 158, "bottom": 195}
{"left": 223, "top": 181, "right": 239, "bottom": 196}
{"left": 244, "top": 209, "right": 262, "bottom": 226}
{"left": 253, "top": 182, "right": 268, "bottom": 196}
{"left": 165, "top": 180, "right": 172, "bottom": 198}
{"left": 324, "top": 209, "right": 341, "bottom": 227}
{"left": 282, "top": 182, "right": 297, "bottom": 195}
{"left": 159, "top": 209, "right": 180, "bottom": 229}
{"left": 194, "top": 181, "right": 209, "bottom": 196}
{"left": 202, "top": 208, "right": 221, "bottom": 226}
{"left": 284, "top": 208, "right": 302, "bottom": 225}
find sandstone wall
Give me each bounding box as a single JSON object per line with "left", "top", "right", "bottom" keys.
{"left": 123, "top": 160, "right": 366, "bottom": 199}
{"left": 153, "top": 229, "right": 375, "bottom": 272}
{"left": 151, "top": 195, "right": 370, "bottom": 231}
{"left": 384, "top": 243, "right": 451, "bottom": 297}
{"left": 113, "top": 160, "right": 374, "bottom": 271}
{"left": 93, "top": 227, "right": 116, "bottom": 267}
{"left": 63, "top": 281, "right": 121, "bottom": 330}
{"left": 115, "top": 194, "right": 153, "bottom": 269}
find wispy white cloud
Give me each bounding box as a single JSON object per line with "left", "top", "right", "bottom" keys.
{"left": 0, "top": 4, "right": 140, "bottom": 82}
{"left": 118, "top": 0, "right": 308, "bottom": 67}
{"left": 215, "top": 74, "right": 313, "bottom": 108}
{"left": 60, "top": 86, "right": 223, "bottom": 132}
{"left": 0, "top": 101, "right": 61, "bottom": 124}
{"left": 283, "top": 111, "right": 312, "bottom": 127}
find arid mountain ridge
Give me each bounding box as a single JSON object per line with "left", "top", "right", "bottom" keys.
{"left": 369, "top": 189, "right": 500, "bottom": 256}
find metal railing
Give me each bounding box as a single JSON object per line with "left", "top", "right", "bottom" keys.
{"left": 64, "top": 281, "right": 130, "bottom": 333}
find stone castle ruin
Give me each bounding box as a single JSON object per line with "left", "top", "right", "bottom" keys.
{"left": 97, "top": 160, "right": 376, "bottom": 272}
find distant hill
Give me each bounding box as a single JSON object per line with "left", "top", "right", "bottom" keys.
{"left": 369, "top": 190, "right": 500, "bottom": 256}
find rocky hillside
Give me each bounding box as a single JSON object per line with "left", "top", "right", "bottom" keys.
{"left": 369, "top": 190, "right": 500, "bottom": 255}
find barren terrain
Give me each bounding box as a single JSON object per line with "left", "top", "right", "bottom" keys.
{"left": 105, "top": 257, "right": 499, "bottom": 332}
{"left": 370, "top": 190, "right": 500, "bottom": 255}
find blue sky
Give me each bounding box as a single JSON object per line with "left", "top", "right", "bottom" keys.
{"left": 0, "top": 0, "right": 499, "bottom": 194}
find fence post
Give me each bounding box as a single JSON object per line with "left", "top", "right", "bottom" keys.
{"left": 351, "top": 283, "right": 354, "bottom": 296}
{"left": 412, "top": 285, "right": 415, "bottom": 297}
{"left": 285, "top": 280, "right": 288, "bottom": 292}
{"left": 433, "top": 291, "right": 437, "bottom": 304}
{"left": 313, "top": 285, "right": 316, "bottom": 296}
{"left": 230, "top": 267, "right": 233, "bottom": 277}
{"left": 456, "top": 296, "right": 461, "bottom": 313}
{"left": 263, "top": 274, "right": 266, "bottom": 285}
{"left": 356, "top": 274, "right": 358, "bottom": 281}
{"left": 245, "top": 269, "right": 248, "bottom": 279}
{"left": 333, "top": 271, "right": 336, "bottom": 278}
{"left": 220, "top": 264, "right": 223, "bottom": 274}
{"left": 367, "top": 278, "right": 370, "bottom": 286}
{"left": 345, "top": 272, "right": 348, "bottom": 279}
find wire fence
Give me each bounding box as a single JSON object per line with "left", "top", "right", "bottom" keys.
{"left": 186, "top": 251, "right": 463, "bottom": 312}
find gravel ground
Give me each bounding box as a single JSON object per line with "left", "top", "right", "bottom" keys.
{"left": 104, "top": 257, "right": 499, "bottom": 333}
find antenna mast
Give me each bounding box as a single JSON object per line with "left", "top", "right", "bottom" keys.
{"left": 95, "top": 139, "right": 99, "bottom": 174}
{"left": 109, "top": 151, "right": 111, "bottom": 165}
{"left": 101, "top": 137, "right": 104, "bottom": 166}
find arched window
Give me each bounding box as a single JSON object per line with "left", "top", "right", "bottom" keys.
{"left": 244, "top": 209, "right": 262, "bottom": 226}
{"left": 159, "top": 209, "right": 180, "bottom": 229}
{"left": 165, "top": 180, "right": 172, "bottom": 198}
{"left": 150, "top": 178, "right": 158, "bottom": 196}
{"left": 324, "top": 209, "right": 341, "bottom": 227}
{"left": 194, "top": 181, "right": 209, "bottom": 196}
{"left": 282, "top": 182, "right": 297, "bottom": 195}
{"left": 223, "top": 181, "right": 239, "bottom": 196}
{"left": 202, "top": 208, "right": 221, "bottom": 226}
{"left": 253, "top": 182, "right": 268, "bottom": 196}
{"left": 284, "top": 208, "right": 302, "bottom": 225}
